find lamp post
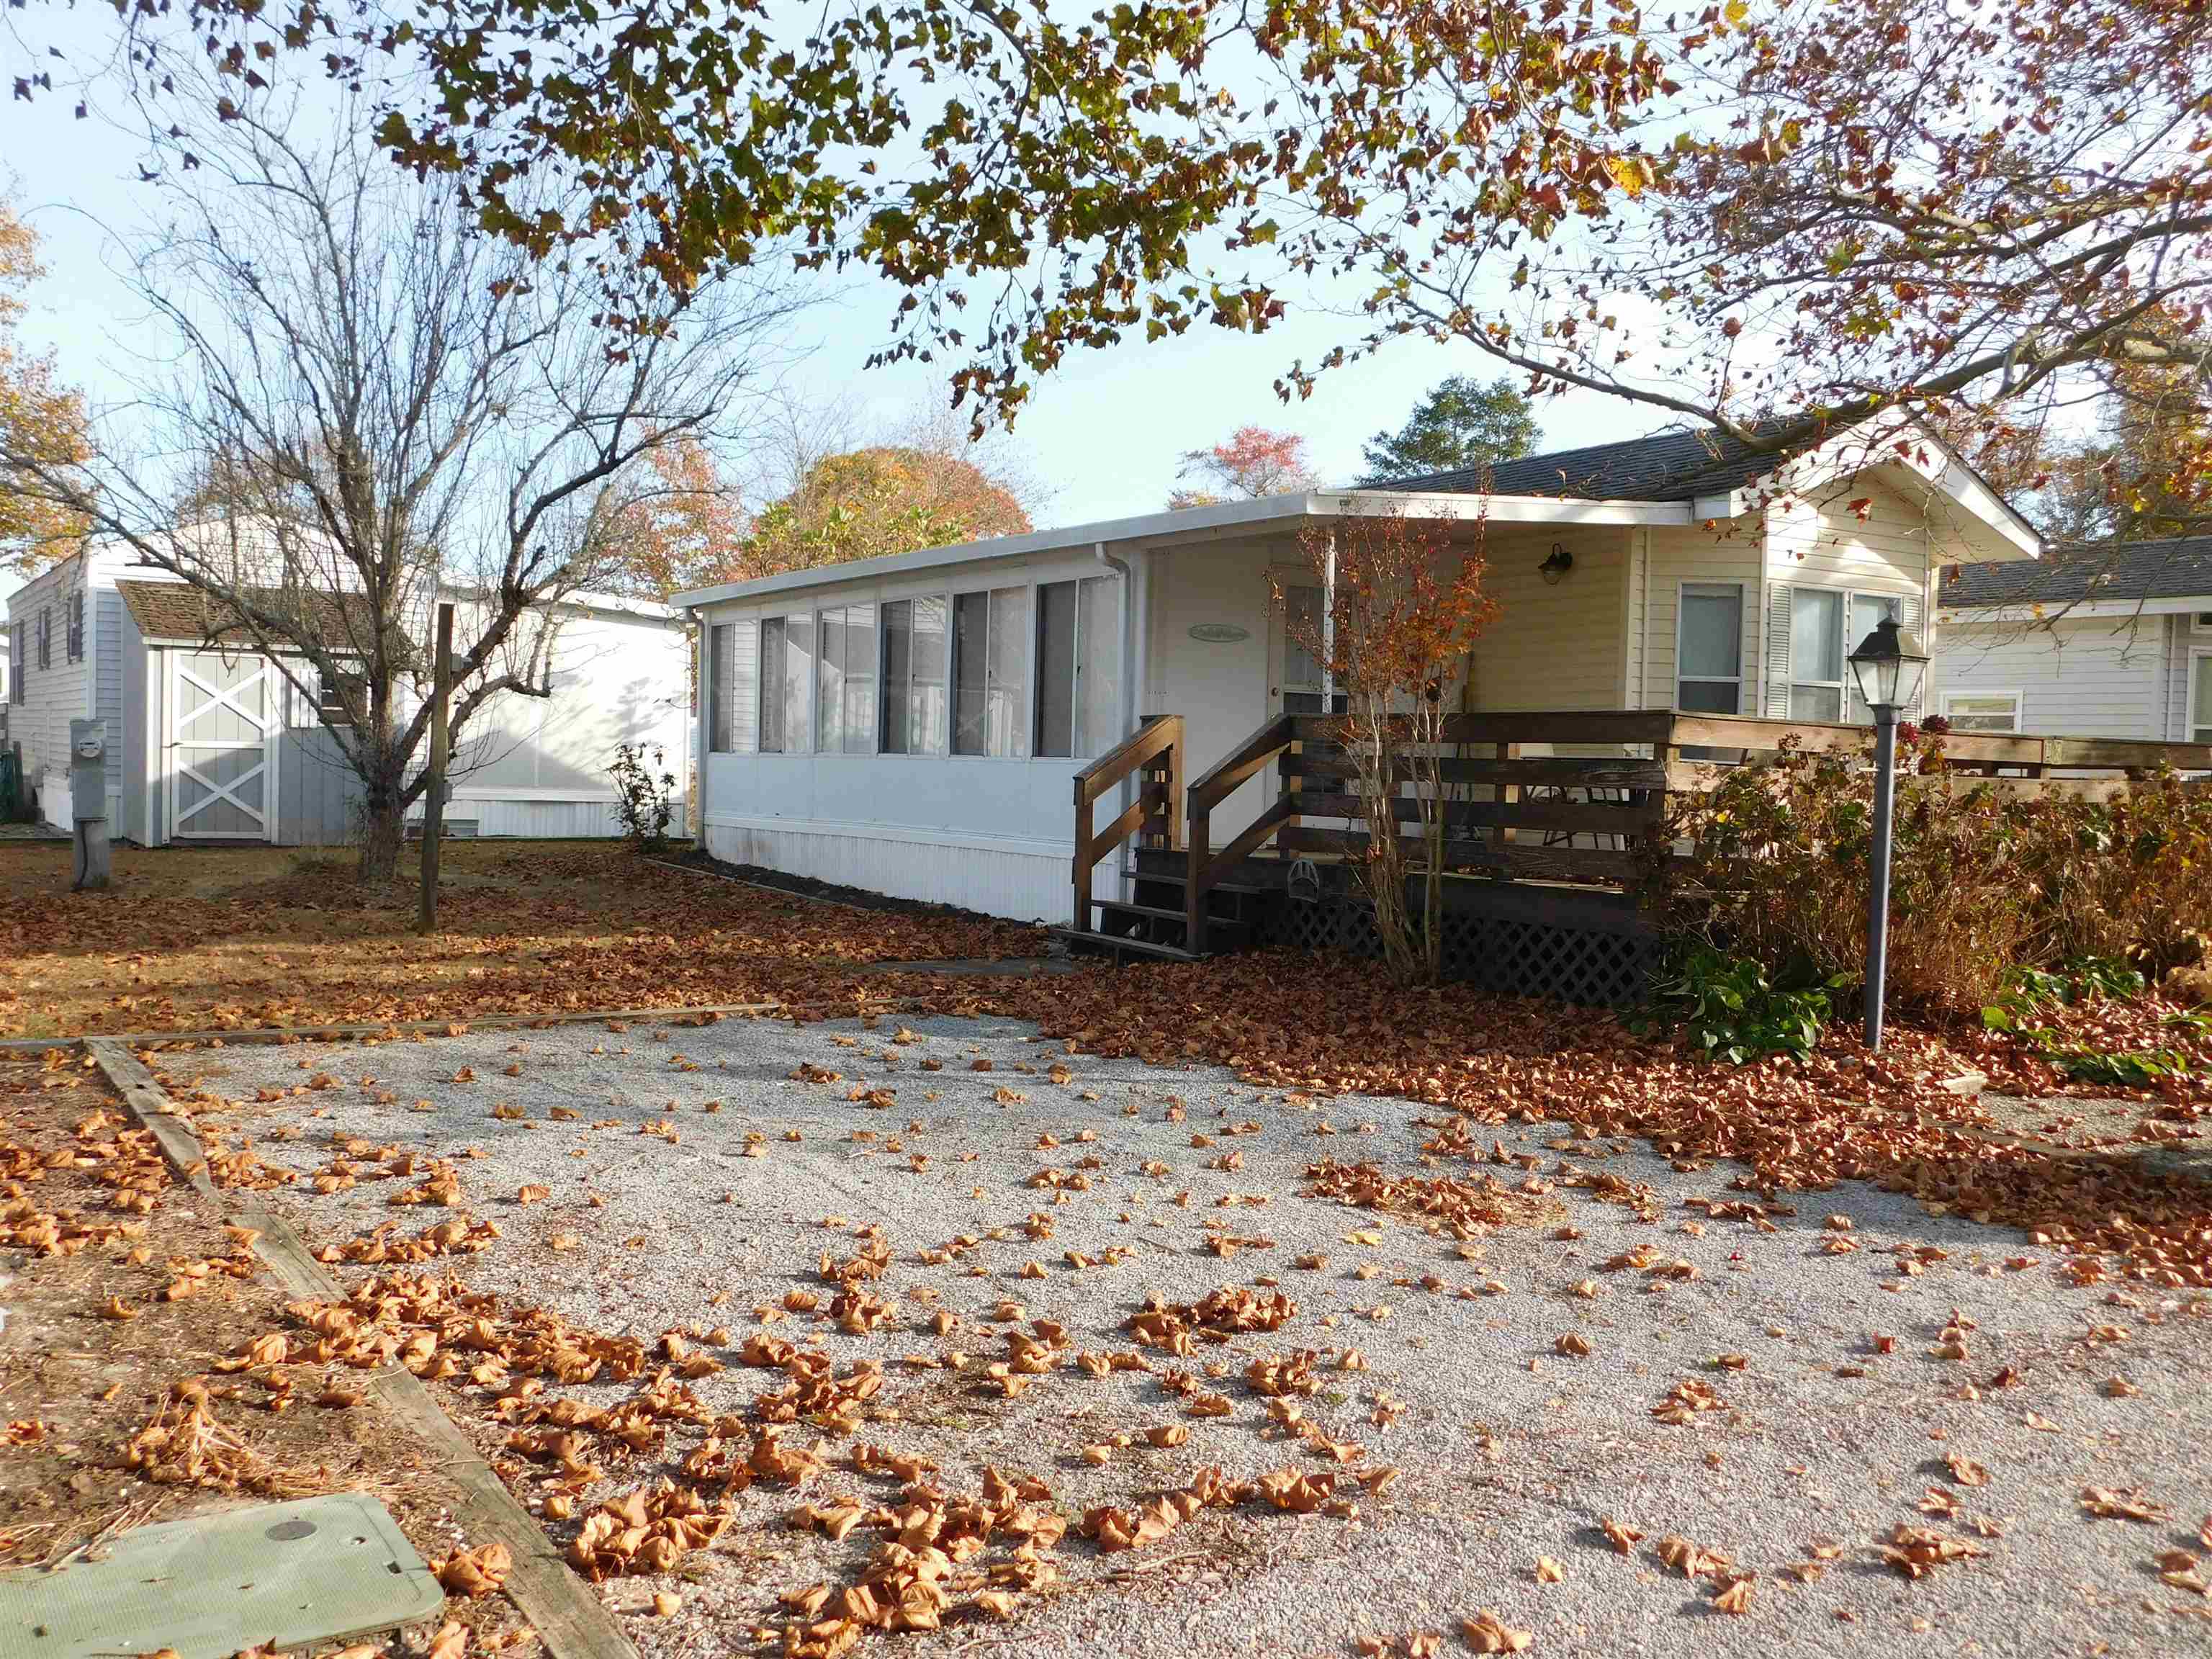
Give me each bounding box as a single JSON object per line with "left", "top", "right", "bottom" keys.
{"left": 1846, "top": 617, "right": 1930, "bottom": 1052}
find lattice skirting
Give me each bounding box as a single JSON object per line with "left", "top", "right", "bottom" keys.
{"left": 1257, "top": 891, "right": 1659, "bottom": 1006}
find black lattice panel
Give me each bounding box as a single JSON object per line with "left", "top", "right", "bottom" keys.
{"left": 1261, "top": 894, "right": 1655, "bottom": 1006}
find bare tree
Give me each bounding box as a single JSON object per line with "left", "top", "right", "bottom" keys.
{"left": 4, "top": 91, "right": 801, "bottom": 882}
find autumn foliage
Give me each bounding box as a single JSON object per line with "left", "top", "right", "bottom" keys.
{"left": 1170, "top": 427, "right": 1318, "bottom": 508}
{"left": 0, "top": 199, "right": 89, "bottom": 572}
{"left": 1282, "top": 506, "right": 1496, "bottom": 983}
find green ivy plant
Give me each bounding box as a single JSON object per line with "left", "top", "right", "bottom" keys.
{"left": 1630, "top": 948, "right": 1843, "bottom": 1066}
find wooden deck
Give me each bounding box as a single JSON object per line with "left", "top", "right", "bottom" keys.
{"left": 1055, "top": 709, "right": 2212, "bottom": 992}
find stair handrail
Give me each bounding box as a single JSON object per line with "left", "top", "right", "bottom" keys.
{"left": 1184, "top": 711, "right": 1301, "bottom": 953}
{"left": 1072, "top": 714, "right": 1184, "bottom": 927}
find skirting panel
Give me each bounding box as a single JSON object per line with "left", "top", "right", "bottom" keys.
{"left": 703, "top": 820, "right": 1070, "bottom": 924}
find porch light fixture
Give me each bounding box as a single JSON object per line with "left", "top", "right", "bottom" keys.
{"left": 1846, "top": 616, "right": 1930, "bottom": 1053}
{"left": 1537, "top": 543, "right": 1574, "bottom": 585}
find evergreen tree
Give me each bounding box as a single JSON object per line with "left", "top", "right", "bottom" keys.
{"left": 1359, "top": 377, "right": 1539, "bottom": 485}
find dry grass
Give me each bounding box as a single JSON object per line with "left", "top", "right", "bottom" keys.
{"left": 0, "top": 840, "right": 1045, "bottom": 1039}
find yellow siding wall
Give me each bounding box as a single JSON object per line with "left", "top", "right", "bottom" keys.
{"left": 1466, "top": 526, "right": 1632, "bottom": 711}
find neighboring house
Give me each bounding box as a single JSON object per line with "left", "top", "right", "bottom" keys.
{"left": 4, "top": 541, "right": 689, "bottom": 845}
{"left": 675, "top": 414, "right": 2042, "bottom": 923}
{"left": 1934, "top": 537, "right": 2212, "bottom": 741}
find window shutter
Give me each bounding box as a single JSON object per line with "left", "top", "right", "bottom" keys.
{"left": 1899, "top": 590, "right": 1926, "bottom": 716}
{"left": 1763, "top": 584, "right": 1792, "bottom": 719}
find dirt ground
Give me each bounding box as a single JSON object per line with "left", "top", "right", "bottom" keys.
{"left": 0, "top": 840, "right": 1046, "bottom": 1040}
{"left": 0, "top": 1051, "right": 536, "bottom": 1656}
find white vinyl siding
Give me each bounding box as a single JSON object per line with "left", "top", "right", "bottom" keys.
{"left": 1674, "top": 582, "right": 1744, "bottom": 714}
{"left": 1936, "top": 613, "right": 2167, "bottom": 741}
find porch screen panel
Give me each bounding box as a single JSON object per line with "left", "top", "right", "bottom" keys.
{"left": 1035, "top": 580, "right": 1079, "bottom": 758}
{"left": 986, "top": 585, "right": 1030, "bottom": 759}
{"left": 817, "top": 607, "right": 845, "bottom": 754}
{"left": 881, "top": 601, "right": 914, "bottom": 752}
{"left": 760, "top": 619, "right": 787, "bottom": 751}
{"left": 1076, "top": 575, "right": 1120, "bottom": 756}
{"left": 708, "top": 621, "right": 757, "bottom": 754}
{"left": 841, "top": 603, "right": 876, "bottom": 753}
{"left": 953, "top": 593, "right": 989, "bottom": 754}
{"left": 709, "top": 624, "right": 735, "bottom": 752}
{"left": 1676, "top": 584, "right": 1743, "bottom": 713}
{"left": 782, "top": 612, "right": 814, "bottom": 753}
{"left": 909, "top": 598, "right": 947, "bottom": 753}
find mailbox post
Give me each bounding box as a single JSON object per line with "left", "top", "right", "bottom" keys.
{"left": 69, "top": 717, "right": 111, "bottom": 891}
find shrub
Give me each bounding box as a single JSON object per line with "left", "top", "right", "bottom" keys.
{"left": 1649, "top": 743, "right": 2212, "bottom": 1022}
{"left": 1648, "top": 739, "right": 2031, "bottom": 1021}
{"left": 609, "top": 742, "right": 678, "bottom": 855}
{"left": 1628, "top": 947, "right": 1840, "bottom": 1064}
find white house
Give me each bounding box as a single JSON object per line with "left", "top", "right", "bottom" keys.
{"left": 4, "top": 540, "right": 691, "bottom": 845}
{"left": 1933, "top": 537, "right": 2212, "bottom": 741}
{"left": 675, "top": 415, "right": 2042, "bottom": 925}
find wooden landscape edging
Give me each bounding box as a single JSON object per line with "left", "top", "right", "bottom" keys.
{"left": 0, "top": 999, "right": 791, "bottom": 1056}
{"left": 83, "top": 1038, "right": 644, "bottom": 1659}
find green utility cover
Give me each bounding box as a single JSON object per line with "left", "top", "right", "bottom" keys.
{"left": 0, "top": 1493, "right": 446, "bottom": 1659}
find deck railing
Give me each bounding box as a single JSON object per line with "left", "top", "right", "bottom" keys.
{"left": 1172, "top": 708, "right": 2212, "bottom": 949}
{"left": 1071, "top": 714, "right": 1184, "bottom": 929}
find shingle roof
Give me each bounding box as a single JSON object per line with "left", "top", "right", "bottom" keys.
{"left": 1373, "top": 422, "right": 1798, "bottom": 500}
{"left": 1940, "top": 537, "right": 2212, "bottom": 609}
{"left": 117, "top": 580, "right": 389, "bottom": 654}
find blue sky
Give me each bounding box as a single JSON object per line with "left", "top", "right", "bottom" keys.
{"left": 0, "top": 41, "right": 1665, "bottom": 606}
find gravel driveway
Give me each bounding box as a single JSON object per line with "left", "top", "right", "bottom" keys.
{"left": 165, "top": 1013, "right": 2212, "bottom": 1659}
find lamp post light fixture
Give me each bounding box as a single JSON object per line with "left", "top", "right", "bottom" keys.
{"left": 1846, "top": 616, "right": 1930, "bottom": 1052}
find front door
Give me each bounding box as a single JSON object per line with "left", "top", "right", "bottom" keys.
{"left": 168, "top": 651, "right": 280, "bottom": 842}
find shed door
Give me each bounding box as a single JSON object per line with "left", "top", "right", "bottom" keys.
{"left": 168, "top": 651, "right": 279, "bottom": 842}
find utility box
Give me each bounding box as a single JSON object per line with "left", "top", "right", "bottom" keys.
{"left": 68, "top": 718, "right": 110, "bottom": 891}
{"left": 69, "top": 719, "right": 106, "bottom": 821}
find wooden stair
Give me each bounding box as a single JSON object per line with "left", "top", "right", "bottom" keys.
{"left": 1052, "top": 856, "right": 1277, "bottom": 963}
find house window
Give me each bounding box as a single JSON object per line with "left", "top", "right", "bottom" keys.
{"left": 2193, "top": 612, "right": 2212, "bottom": 636}
{"left": 37, "top": 606, "right": 51, "bottom": 670}
{"left": 7, "top": 624, "right": 21, "bottom": 703}
{"left": 1035, "top": 576, "right": 1120, "bottom": 758}
{"left": 66, "top": 591, "right": 84, "bottom": 662}
{"left": 814, "top": 603, "right": 877, "bottom": 755}
{"left": 1941, "top": 691, "right": 2023, "bottom": 734}
{"left": 760, "top": 613, "right": 813, "bottom": 753}
{"left": 1787, "top": 588, "right": 1845, "bottom": 721}
{"left": 311, "top": 666, "right": 363, "bottom": 727}
{"left": 1675, "top": 582, "right": 1744, "bottom": 714}
{"left": 2192, "top": 654, "right": 2212, "bottom": 745}
{"left": 952, "top": 586, "right": 1030, "bottom": 757}
{"left": 881, "top": 597, "right": 949, "bottom": 755}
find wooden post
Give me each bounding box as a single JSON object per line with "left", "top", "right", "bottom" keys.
{"left": 1185, "top": 804, "right": 1210, "bottom": 956}
{"left": 1165, "top": 720, "right": 1185, "bottom": 851}
{"left": 418, "top": 601, "right": 454, "bottom": 936}
{"left": 1072, "top": 783, "right": 1094, "bottom": 931}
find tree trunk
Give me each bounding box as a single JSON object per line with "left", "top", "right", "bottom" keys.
{"left": 358, "top": 785, "right": 405, "bottom": 886}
